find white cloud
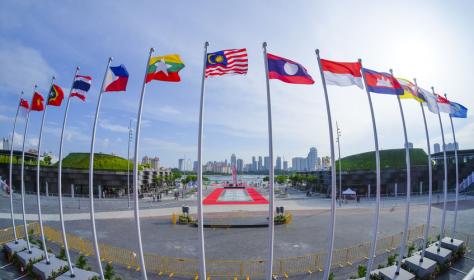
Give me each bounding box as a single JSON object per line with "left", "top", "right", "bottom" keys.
{"left": 159, "top": 105, "right": 180, "bottom": 115}
{"left": 99, "top": 119, "right": 129, "bottom": 133}
{"left": 0, "top": 40, "right": 56, "bottom": 93}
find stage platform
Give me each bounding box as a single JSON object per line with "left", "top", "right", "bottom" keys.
{"left": 203, "top": 187, "right": 269, "bottom": 205}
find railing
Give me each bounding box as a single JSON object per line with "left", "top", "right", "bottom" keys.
{"left": 1, "top": 223, "right": 471, "bottom": 278}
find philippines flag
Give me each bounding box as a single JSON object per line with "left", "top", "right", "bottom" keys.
{"left": 103, "top": 65, "right": 129, "bottom": 92}
{"left": 320, "top": 59, "right": 363, "bottom": 89}
{"left": 362, "top": 68, "right": 403, "bottom": 95}
{"left": 267, "top": 53, "right": 314, "bottom": 84}
{"left": 70, "top": 75, "right": 92, "bottom": 101}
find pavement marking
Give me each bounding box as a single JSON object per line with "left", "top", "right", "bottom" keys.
{"left": 0, "top": 262, "right": 12, "bottom": 268}
{"left": 13, "top": 274, "right": 29, "bottom": 280}
{"left": 450, "top": 267, "right": 467, "bottom": 275}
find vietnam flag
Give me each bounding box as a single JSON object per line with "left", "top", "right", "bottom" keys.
{"left": 146, "top": 54, "right": 185, "bottom": 83}
{"left": 31, "top": 92, "right": 45, "bottom": 111}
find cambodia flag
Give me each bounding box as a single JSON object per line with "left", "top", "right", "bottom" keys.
{"left": 103, "top": 65, "right": 129, "bottom": 92}
{"left": 267, "top": 53, "right": 314, "bottom": 84}
{"left": 362, "top": 68, "right": 403, "bottom": 95}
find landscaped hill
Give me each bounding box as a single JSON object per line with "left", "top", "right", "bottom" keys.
{"left": 56, "top": 153, "right": 132, "bottom": 171}
{"left": 336, "top": 148, "right": 428, "bottom": 171}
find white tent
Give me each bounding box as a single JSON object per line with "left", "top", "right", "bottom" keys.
{"left": 342, "top": 188, "right": 357, "bottom": 195}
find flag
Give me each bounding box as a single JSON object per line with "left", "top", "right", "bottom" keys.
{"left": 267, "top": 53, "right": 314, "bottom": 84}
{"left": 31, "top": 92, "right": 44, "bottom": 111}
{"left": 436, "top": 94, "right": 452, "bottom": 114}
{"left": 48, "top": 84, "right": 64, "bottom": 106}
{"left": 362, "top": 68, "right": 403, "bottom": 95}
{"left": 70, "top": 75, "right": 92, "bottom": 101}
{"left": 206, "top": 48, "right": 248, "bottom": 77}
{"left": 103, "top": 65, "right": 129, "bottom": 92}
{"left": 396, "top": 78, "right": 425, "bottom": 103}
{"left": 146, "top": 54, "right": 185, "bottom": 83}
{"left": 20, "top": 98, "right": 29, "bottom": 109}
{"left": 418, "top": 87, "right": 439, "bottom": 113}
{"left": 449, "top": 102, "right": 468, "bottom": 118}
{"left": 320, "top": 59, "right": 363, "bottom": 88}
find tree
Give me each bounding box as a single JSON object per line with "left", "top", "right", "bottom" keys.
{"left": 262, "top": 176, "right": 269, "bottom": 182}
{"left": 276, "top": 175, "right": 288, "bottom": 185}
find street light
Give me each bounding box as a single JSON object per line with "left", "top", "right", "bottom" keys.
{"left": 336, "top": 122, "right": 342, "bottom": 207}
{"left": 127, "top": 119, "right": 133, "bottom": 209}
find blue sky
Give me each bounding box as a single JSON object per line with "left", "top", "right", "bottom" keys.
{"left": 0, "top": 1, "right": 473, "bottom": 168}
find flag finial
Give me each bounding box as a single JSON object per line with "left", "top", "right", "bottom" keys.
{"left": 204, "top": 41, "right": 209, "bottom": 47}
{"left": 358, "top": 58, "right": 362, "bottom": 63}
{"left": 315, "top": 49, "right": 320, "bottom": 55}
{"left": 262, "top": 42, "right": 267, "bottom": 48}
{"left": 150, "top": 47, "right": 154, "bottom": 53}
{"left": 76, "top": 66, "right": 80, "bottom": 71}
{"left": 109, "top": 57, "right": 113, "bottom": 62}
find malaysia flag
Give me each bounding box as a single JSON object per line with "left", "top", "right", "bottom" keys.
{"left": 70, "top": 75, "right": 92, "bottom": 101}
{"left": 362, "top": 68, "right": 403, "bottom": 95}
{"left": 321, "top": 59, "right": 363, "bottom": 89}
{"left": 103, "top": 65, "right": 129, "bottom": 92}
{"left": 267, "top": 53, "right": 314, "bottom": 84}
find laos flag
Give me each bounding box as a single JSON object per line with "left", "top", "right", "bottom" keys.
{"left": 362, "top": 68, "right": 403, "bottom": 95}
{"left": 267, "top": 53, "right": 314, "bottom": 84}
{"left": 103, "top": 64, "right": 129, "bottom": 92}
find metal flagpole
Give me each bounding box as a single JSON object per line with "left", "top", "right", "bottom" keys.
{"left": 133, "top": 48, "right": 155, "bottom": 280}
{"left": 359, "top": 59, "right": 381, "bottom": 279}
{"left": 127, "top": 119, "right": 132, "bottom": 209}
{"left": 315, "top": 49, "right": 338, "bottom": 280}
{"left": 432, "top": 86, "right": 447, "bottom": 252}
{"left": 262, "top": 42, "right": 275, "bottom": 280}
{"left": 336, "top": 122, "right": 342, "bottom": 206}
{"left": 58, "top": 67, "right": 79, "bottom": 276}
{"left": 390, "top": 69, "right": 411, "bottom": 275}
{"left": 9, "top": 91, "right": 24, "bottom": 242}
{"left": 197, "top": 41, "right": 209, "bottom": 280}
{"left": 88, "top": 57, "right": 112, "bottom": 280}
{"left": 445, "top": 93, "right": 459, "bottom": 241}
{"left": 21, "top": 85, "right": 36, "bottom": 254}
{"left": 36, "top": 77, "right": 55, "bottom": 264}
{"left": 414, "top": 78, "right": 433, "bottom": 262}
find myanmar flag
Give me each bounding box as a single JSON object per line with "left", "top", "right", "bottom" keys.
{"left": 146, "top": 54, "right": 185, "bottom": 83}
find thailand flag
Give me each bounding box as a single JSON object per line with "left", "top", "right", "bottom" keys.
{"left": 103, "top": 65, "right": 129, "bottom": 92}
{"left": 321, "top": 59, "right": 363, "bottom": 89}
{"left": 267, "top": 53, "right": 314, "bottom": 84}
{"left": 71, "top": 75, "right": 92, "bottom": 101}
{"left": 362, "top": 68, "right": 403, "bottom": 95}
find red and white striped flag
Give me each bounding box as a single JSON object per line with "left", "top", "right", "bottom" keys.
{"left": 205, "top": 48, "right": 248, "bottom": 77}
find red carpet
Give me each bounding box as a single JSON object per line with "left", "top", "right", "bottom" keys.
{"left": 203, "top": 188, "right": 269, "bottom": 205}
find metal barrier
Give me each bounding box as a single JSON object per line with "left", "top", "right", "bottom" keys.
{"left": 1, "top": 223, "right": 471, "bottom": 278}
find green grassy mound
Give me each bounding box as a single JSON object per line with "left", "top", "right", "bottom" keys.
{"left": 57, "top": 153, "right": 132, "bottom": 171}
{"left": 336, "top": 148, "right": 428, "bottom": 171}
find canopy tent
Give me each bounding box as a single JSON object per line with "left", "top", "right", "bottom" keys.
{"left": 342, "top": 188, "right": 357, "bottom": 195}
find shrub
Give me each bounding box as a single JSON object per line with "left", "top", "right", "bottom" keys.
{"left": 387, "top": 253, "right": 398, "bottom": 266}
{"left": 76, "top": 254, "right": 91, "bottom": 271}
{"left": 358, "top": 265, "right": 367, "bottom": 278}
{"left": 407, "top": 243, "right": 416, "bottom": 257}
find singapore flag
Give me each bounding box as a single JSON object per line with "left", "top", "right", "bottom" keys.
{"left": 320, "top": 59, "right": 363, "bottom": 89}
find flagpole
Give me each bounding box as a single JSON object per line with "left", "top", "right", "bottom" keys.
{"left": 359, "top": 59, "right": 381, "bottom": 279}
{"left": 133, "top": 48, "right": 155, "bottom": 280}
{"left": 20, "top": 85, "right": 36, "bottom": 254}
{"left": 36, "top": 77, "right": 55, "bottom": 264}
{"left": 127, "top": 119, "right": 132, "bottom": 209}
{"left": 315, "top": 49, "right": 337, "bottom": 280}
{"left": 432, "top": 86, "right": 447, "bottom": 252}
{"left": 9, "top": 91, "right": 24, "bottom": 243}
{"left": 445, "top": 93, "right": 459, "bottom": 241}
{"left": 88, "top": 57, "right": 112, "bottom": 280}
{"left": 197, "top": 41, "right": 209, "bottom": 280}
{"left": 58, "top": 67, "right": 80, "bottom": 277}
{"left": 262, "top": 42, "right": 275, "bottom": 280}
{"left": 390, "top": 70, "right": 411, "bottom": 275}
{"left": 414, "top": 78, "right": 433, "bottom": 262}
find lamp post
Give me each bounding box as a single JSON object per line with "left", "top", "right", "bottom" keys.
{"left": 336, "top": 122, "right": 342, "bottom": 206}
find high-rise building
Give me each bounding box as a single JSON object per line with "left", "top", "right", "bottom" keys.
{"left": 230, "top": 153, "right": 237, "bottom": 167}
{"left": 292, "top": 157, "right": 307, "bottom": 171}
{"left": 321, "top": 156, "right": 331, "bottom": 170}
{"left": 236, "top": 159, "right": 244, "bottom": 172}
{"left": 252, "top": 156, "right": 257, "bottom": 171}
{"left": 264, "top": 156, "right": 270, "bottom": 171}
{"left": 275, "top": 156, "right": 282, "bottom": 170}
{"left": 150, "top": 157, "right": 160, "bottom": 170}
{"left": 178, "top": 158, "right": 184, "bottom": 171}
{"left": 2, "top": 138, "right": 10, "bottom": 150}
{"left": 445, "top": 142, "right": 459, "bottom": 151}
{"left": 142, "top": 156, "right": 151, "bottom": 165}
{"left": 434, "top": 143, "right": 440, "bottom": 153}
{"left": 258, "top": 156, "right": 263, "bottom": 171}
{"left": 307, "top": 147, "right": 318, "bottom": 171}
{"left": 244, "top": 163, "right": 252, "bottom": 172}
{"left": 283, "top": 161, "right": 288, "bottom": 171}
{"left": 193, "top": 161, "right": 198, "bottom": 172}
